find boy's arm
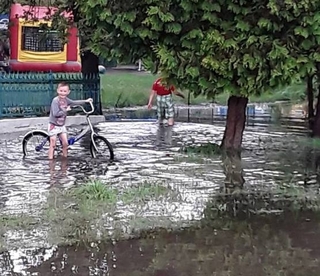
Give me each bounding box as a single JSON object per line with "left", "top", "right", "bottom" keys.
{"left": 67, "top": 98, "right": 92, "bottom": 106}
{"left": 51, "top": 98, "right": 67, "bottom": 117}
{"left": 147, "top": 90, "right": 156, "bottom": 108}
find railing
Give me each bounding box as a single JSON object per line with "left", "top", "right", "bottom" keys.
{"left": 0, "top": 72, "right": 101, "bottom": 118}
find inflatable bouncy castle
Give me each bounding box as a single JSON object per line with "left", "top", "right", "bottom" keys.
{"left": 9, "top": 3, "right": 81, "bottom": 72}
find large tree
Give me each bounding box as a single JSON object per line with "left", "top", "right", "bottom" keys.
{"left": 79, "top": 0, "right": 320, "bottom": 149}
{"left": 3, "top": 0, "right": 320, "bottom": 147}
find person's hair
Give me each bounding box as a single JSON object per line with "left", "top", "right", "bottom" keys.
{"left": 57, "top": 81, "right": 69, "bottom": 89}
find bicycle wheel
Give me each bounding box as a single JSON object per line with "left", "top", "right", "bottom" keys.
{"left": 90, "top": 135, "right": 114, "bottom": 160}
{"left": 22, "top": 131, "right": 50, "bottom": 157}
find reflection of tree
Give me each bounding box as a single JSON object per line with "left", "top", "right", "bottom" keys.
{"left": 221, "top": 149, "right": 244, "bottom": 192}
{"left": 209, "top": 149, "right": 247, "bottom": 218}
{"left": 23, "top": 214, "right": 320, "bottom": 275}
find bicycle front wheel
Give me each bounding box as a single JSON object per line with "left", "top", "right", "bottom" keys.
{"left": 22, "top": 131, "right": 49, "bottom": 157}
{"left": 90, "top": 135, "right": 114, "bottom": 160}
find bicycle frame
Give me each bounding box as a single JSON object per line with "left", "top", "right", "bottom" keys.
{"left": 70, "top": 113, "right": 98, "bottom": 152}
{"left": 24, "top": 101, "right": 99, "bottom": 153}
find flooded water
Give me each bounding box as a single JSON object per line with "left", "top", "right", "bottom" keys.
{"left": 0, "top": 116, "right": 320, "bottom": 275}
{"left": 2, "top": 212, "right": 320, "bottom": 275}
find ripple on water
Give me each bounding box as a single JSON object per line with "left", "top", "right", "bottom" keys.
{"left": 0, "top": 120, "right": 317, "bottom": 267}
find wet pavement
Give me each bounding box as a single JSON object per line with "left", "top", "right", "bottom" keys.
{"left": 0, "top": 119, "right": 320, "bottom": 274}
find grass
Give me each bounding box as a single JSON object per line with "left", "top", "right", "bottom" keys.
{"left": 101, "top": 73, "right": 218, "bottom": 108}
{"left": 100, "top": 72, "right": 306, "bottom": 108}
{"left": 2, "top": 178, "right": 320, "bottom": 253}
{"left": 0, "top": 179, "right": 179, "bottom": 251}
{"left": 180, "top": 142, "right": 222, "bottom": 156}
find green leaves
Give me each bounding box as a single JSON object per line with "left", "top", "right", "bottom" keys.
{"left": 71, "top": 0, "right": 320, "bottom": 98}
{"left": 235, "top": 20, "right": 250, "bottom": 32}
{"left": 294, "top": 26, "right": 309, "bottom": 38}
{"left": 268, "top": 41, "right": 289, "bottom": 59}
{"left": 257, "top": 18, "right": 272, "bottom": 30}
{"left": 165, "top": 23, "right": 182, "bottom": 34}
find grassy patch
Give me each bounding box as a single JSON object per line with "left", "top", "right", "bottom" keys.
{"left": 101, "top": 72, "right": 156, "bottom": 108}
{"left": 249, "top": 83, "right": 306, "bottom": 103}
{"left": 101, "top": 73, "right": 215, "bottom": 108}
{"left": 180, "top": 143, "right": 222, "bottom": 156}
{"left": 100, "top": 73, "right": 306, "bottom": 108}
{"left": 173, "top": 143, "right": 222, "bottom": 164}
{"left": 0, "top": 180, "right": 179, "bottom": 250}
{"left": 297, "top": 137, "right": 320, "bottom": 150}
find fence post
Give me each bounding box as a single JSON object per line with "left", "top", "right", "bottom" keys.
{"left": 49, "top": 70, "right": 54, "bottom": 96}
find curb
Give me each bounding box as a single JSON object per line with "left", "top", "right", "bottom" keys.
{"left": 0, "top": 115, "right": 105, "bottom": 135}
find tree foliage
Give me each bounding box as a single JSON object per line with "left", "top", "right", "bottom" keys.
{"left": 76, "top": 0, "right": 320, "bottom": 98}
{"left": 2, "top": 0, "right": 320, "bottom": 99}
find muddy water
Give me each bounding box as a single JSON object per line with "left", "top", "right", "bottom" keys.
{"left": 0, "top": 121, "right": 312, "bottom": 216}
{"left": 3, "top": 212, "right": 320, "bottom": 275}
{"left": 0, "top": 120, "right": 320, "bottom": 274}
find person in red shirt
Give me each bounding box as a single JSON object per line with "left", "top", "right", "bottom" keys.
{"left": 147, "top": 78, "right": 185, "bottom": 125}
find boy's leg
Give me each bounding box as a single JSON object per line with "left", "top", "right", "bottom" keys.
{"left": 165, "top": 95, "right": 175, "bottom": 126}
{"left": 59, "top": 126, "right": 69, "bottom": 158}
{"left": 48, "top": 124, "right": 58, "bottom": 159}
{"left": 156, "top": 96, "right": 165, "bottom": 124}
{"left": 48, "top": 136, "right": 57, "bottom": 159}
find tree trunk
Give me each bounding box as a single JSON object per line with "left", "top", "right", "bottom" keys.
{"left": 220, "top": 96, "right": 248, "bottom": 150}
{"left": 312, "top": 81, "right": 320, "bottom": 137}
{"left": 81, "top": 50, "right": 99, "bottom": 74}
{"left": 80, "top": 50, "right": 102, "bottom": 114}
{"left": 307, "top": 75, "right": 314, "bottom": 129}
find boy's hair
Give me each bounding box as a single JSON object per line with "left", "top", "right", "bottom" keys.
{"left": 57, "top": 81, "right": 69, "bottom": 89}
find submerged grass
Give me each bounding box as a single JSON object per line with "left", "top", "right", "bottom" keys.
{"left": 298, "top": 137, "right": 320, "bottom": 150}
{"left": 180, "top": 143, "right": 222, "bottom": 156}
{"left": 2, "top": 176, "right": 320, "bottom": 253}
{"left": 101, "top": 73, "right": 306, "bottom": 108}
{"left": 177, "top": 143, "right": 223, "bottom": 163}
{"left": 73, "top": 179, "right": 177, "bottom": 203}
{"left": 0, "top": 179, "right": 179, "bottom": 251}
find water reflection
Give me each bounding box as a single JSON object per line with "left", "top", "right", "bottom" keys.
{"left": 2, "top": 120, "right": 320, "bottom": 273}
{"left": 49, "top": 158, "right": 69, "bottom": 187}
{"left": 221, "top": 150, "right": 244, "bottom": 190}
{"left": 0, "top": 121, "right": 319, "bottom": 218}
{"left": 156, "top": 125, "right": 173, "bottom": 146}
{"left": 1, "top": 212, "right": 319, "bottom": 275}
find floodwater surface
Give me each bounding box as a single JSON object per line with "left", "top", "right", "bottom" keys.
{"left": 2, "top": 212, "right": 320, "bottom": 275}
{"left": 0, "top": 119, "right": 320, "bottom": 275}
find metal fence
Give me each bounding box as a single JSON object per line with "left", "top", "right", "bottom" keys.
{"left": 0, "top": 72, "right": 101, "bottom": 118}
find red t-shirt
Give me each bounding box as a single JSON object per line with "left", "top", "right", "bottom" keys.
{"left": 152, "top": 78, "right": 175, "bottom": 96}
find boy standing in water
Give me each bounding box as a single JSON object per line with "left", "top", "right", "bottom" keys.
{"left": 147, "top": 78, "right": 185, "bottom": 126}
{"left": 48, "top": 81, "right": 92, "bottom": 159}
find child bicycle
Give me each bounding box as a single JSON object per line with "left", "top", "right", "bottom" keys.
{"left": 22, "top": 101, "right": 114, "bottom": 160}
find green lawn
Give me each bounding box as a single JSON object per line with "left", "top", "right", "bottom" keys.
{"left": 100, "top": 72, "right": 306, "bottom": 108}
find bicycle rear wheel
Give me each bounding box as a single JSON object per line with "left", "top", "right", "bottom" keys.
{"left": 22, "top": 131, "right": 49, "bottom": 157}
{"left": 90, "top": 135, "right": 114, "bottom": 160}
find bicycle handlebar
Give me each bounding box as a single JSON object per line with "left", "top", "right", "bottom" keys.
{"left": 73, "top": 100, "right": 95, "bottom": 115}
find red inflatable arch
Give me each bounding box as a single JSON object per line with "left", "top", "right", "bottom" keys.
{"left": 9, "top": 3, "right": 81, "bottom": 72}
